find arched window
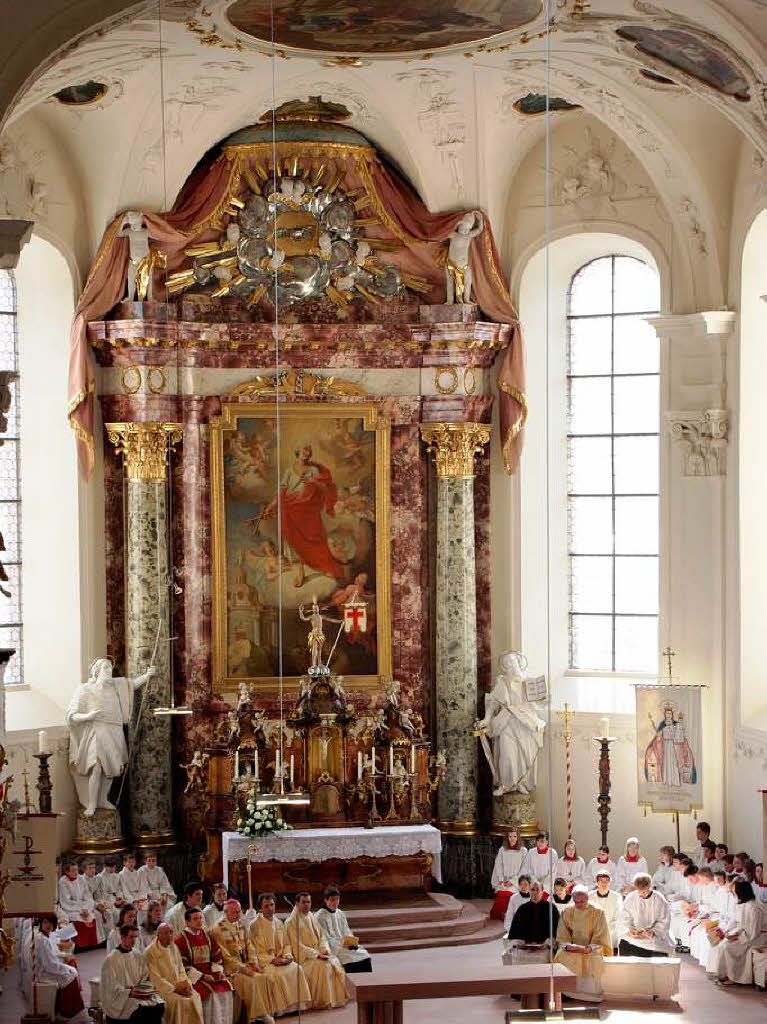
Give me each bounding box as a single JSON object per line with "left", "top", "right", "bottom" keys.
{"left": 566, "top": 255, "right": 660, "bottom": 673}
{"left": 0, "top": 269, "right": 23, "bottom": 684}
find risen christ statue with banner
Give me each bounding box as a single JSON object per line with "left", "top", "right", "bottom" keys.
{"left": 263, "top": 444, "right": 346, "bottom": 589}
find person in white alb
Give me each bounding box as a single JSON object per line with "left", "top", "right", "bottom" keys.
{"left": 202, "top": 883, "right": 229, "bottom": 932}
{"left": 692, "top": 822, "right": 713, "bottom": 868}
{"left": 585, "top": 846, "right": 616, "bottom": 890}
{"left": 315, "top": 886, "right": 372, "bottom": 973}
{"left": 82, "top": 858, "right": 115, "bottom": 935}
{"left": 558, "top": 840, "right": 586, "bottom": 891}
{"left": 588, "top": 871, "right": 622, "bottom": 950}
{"left": 119, "top": 853, "right": 149, "bottom": 919}
{"left": 20, "top": 916, "right": 86, "bottom": 1020}
{"left": 101, "top": 923, "right": 165, "bottom": 1024}
{"left": 108, "top": 906, "right": 142, "bottom": 954}
{"left": 137, "top": 853, "right": 176, "bottom": 912}
{"left": 489, "top": 828, "right": 527, "bottom": 921}
{"left": 165, "top": 884, "right": 205, "bottom": 936}
{"left": 651, "top": 846, "right": 676, "bottom": 895}
{"left": 97, "top": 857, "right": 127, "bottom": 929}
{"left": 503, "top": 874, "right": 532, "bottom": 933}
{"left": 58, "top": 861, "right": 104, "bottom": 950}
{"left": 619, "top": 872, "right": 672, "bottom": 956}
{"left": 614, "top": 838, "right": 648, "bottom": 896}
{"left": 523, "top": 833, "right": 558, "bottom": 891}
{"left": 716, "top": 879, "right": 767, "bottom": 986}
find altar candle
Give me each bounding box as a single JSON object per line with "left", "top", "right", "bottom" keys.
{"left": 600, "top": 716, "right": 610, "bottom": 738}
{"left": 254, "top": 748, "right": 259, "bottom": 779}
{"left": 410, "top": 745, "right": 416, "bottom": 774}
{"left": 290, "top": 755, "right": 295, "bottom": 790}
{"left": 389, "top": 745, "right": 394, "bottom": 775}
{"left": 371, "top": 750, "right": 376, "bottom": 775}
{"left": 38, "top": 730, "right": 48, "bottom": 755}
{"left": 358, "top": 751, "right": 363, "bottom": 780}
{"left": 234, "top": 749, "right": 239, "bottom": 777}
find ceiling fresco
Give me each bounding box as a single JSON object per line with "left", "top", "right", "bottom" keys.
{"left": 225, "top": 0, "right": 542, "bottom": 54}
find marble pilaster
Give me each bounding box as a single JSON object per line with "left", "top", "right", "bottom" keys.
{"left": 106, "top": 422, "right": 182, "bottom": 847}
{"left": 421, "top": 422, "right": 490, "bottom": 833}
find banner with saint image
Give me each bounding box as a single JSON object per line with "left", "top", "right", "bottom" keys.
{"left": 636, "top": 684, "right": 703, "bottom": 813}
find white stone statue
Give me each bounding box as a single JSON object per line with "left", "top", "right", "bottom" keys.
{"left": 474, "top": 650, "right": 545, "bottom": 797}
{"left": 445, "top": 211, "right": 484, "bottom": 304}
{"left": 118, "top": 211, "right": 150, "bottom": 301}
{"left": 66, "top": 658, "right": 156, "bottom": 816}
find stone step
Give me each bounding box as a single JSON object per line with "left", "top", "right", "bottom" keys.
{"left": 343, "top": 892, "right": 463, "bottom": 929}
{"left": 353, "top": 900, "right": 488, "bottom": 945}
{"left": 365, "top": 915, "right": 505, "bottom": 953}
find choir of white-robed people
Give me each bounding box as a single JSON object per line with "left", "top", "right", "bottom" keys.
{"left": 715, "top": 879, "right": 767, "bottom": 986}
{"left": 203, "top": 883, "right": 229, "bottom": 932}
{"left": 554, "top": 885, "right": 613, "bottom": 1002}
{"left": 21, "top": 915, "right": 87, "bottom": 1020}
{"left": 138, "top": 852, "right": 176, "bottom": 912}
{"left": 614, "top": 838, "right": 649, "bottom": 896}
{"left": 505, "top": 879, "right": 560, "bottom": 964}
{"left": 249, "top": 892, "right": 311, "bottom": 1015}
{"left": 145, "top": 922, "right": 204, "bottom": 1024}
{"left": 489, "top": 828, "right": 527, "bottom": 921}
{"left": 285, "top": 891, "right": 348, "bottom": 1009}
{"left": 588, "top": 870, "right": 622, "bottom": 950}
{"left": 619, "top": 872, "right": 672, "bottom": 956}
{"left": 524, "top": 833, "right": 558, "bottom": 890}
{"left": 315, "top": 886, "right": 372, "bottom": 973}
{"left": 100, "top": 922, "right": 165, "bottom": 1024}
{"left": 558, "top": 840, "right": 586, "bottom": 891}
{"left": 165, "top": 883, "right": 205, "bottom": 935}
{"left": 212, "top": 899, "right": 275, "bottom": 1024}
{"left": 58, "top": 860, "right": 105, "bottom": 950}
{"left": 174, "top": 907, "right": 234, "bottom": 1024}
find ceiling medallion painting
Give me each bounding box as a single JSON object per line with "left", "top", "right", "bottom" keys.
{"left": 225, "top": 0, "right": 542, "bottom": 54}
{"left": 616, "top": 26, "right": 750, "bottom": 102}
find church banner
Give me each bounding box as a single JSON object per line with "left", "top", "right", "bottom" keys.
{"left": 4, "top": 813, "right": 59, "bottom": 917}
{"left": 636, "top": 684, "right": 703, "bottom": 813}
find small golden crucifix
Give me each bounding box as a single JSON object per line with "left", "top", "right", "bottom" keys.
{"left": 662, "top": 646, "right": 676, "bottom": 681}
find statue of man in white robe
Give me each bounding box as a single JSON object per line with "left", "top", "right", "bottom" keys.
{"left": 66, "top": 657, "right": 156, "bottom": 816}
{"left": 474, "top": 650, "right": 545, "bottom": 796}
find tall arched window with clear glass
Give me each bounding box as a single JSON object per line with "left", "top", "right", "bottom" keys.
{"left": 0, "top": 269, "right": 22, "bottom": 684}
{"left": 567, "top": 255, "right": 660, "bottom": 674}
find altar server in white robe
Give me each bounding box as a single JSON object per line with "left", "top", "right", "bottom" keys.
{"left": 315, "top": 886, "right": 372, "bottom": 973}
{"left": 717, "top": 880, "right": 767, "bottom": 986}
{"left": 97, "top": 857, "right": 127, "bottom": 930}
{"left": 585, "top": 847, "right": 616, "bottom": 890}
{"left": 555, "top": 887, "right": 613, "bottom": 1002}
{"left": 286, "top": 892, "right": 347, "bottom": 1009}
{"left": 689, "top": 869, "right": 725, "bottom": 965}
{"left": 489, "top": 828, "right": 527, "bottom": 921}
{"left": 82, "top": 858, "right": 114, "bottom": 934}
{"left": 58, "top": 861, "right": 105, "bottom": 949}
{"left": 119, "top": 853, "right": 149, "bottom": 920}
{"left": 138, "top": 852, "right": 176, "bottom": 911}
{"left": 109, "top": 906, "right": 143, "bottom": 954}
{"left": 614, "top": 838, "right": 648, "bottom": 896}
{"left": 588, "top": 871, "right": 622, "bottom": 950}
{"left": 503, "top": 874, "right": 532, "bottom": 933}
{"left": 165, "top": 884, "right": 205, "bottom": 936}
{"left": 651, "top": 846, "right": 677, "bottom": 895}
{"left": 101, "top": 924, "right": 164, "bottom": 1024}
{"left": 202, "top": 884, "right": 228, "bottom": 932}
{"left": 701, "top": 874, "right": 740, "bottom": 974}
{"left": 692, "top": 822, "right": 713, "bottom": 868}
{"left": 145, "top": 924, "right": 204, "bottom": 1024}
{"left": 619, "top": 873, "right": 672, "bottom": 956}
{"left": 21, "top": 916, "right": 86, "bottom": 1020}
{"left": 523, "top": 834, "right": 558, "bottom": 891}
{"left": 558, "top": 840, "right": 586, "bottom": 891}
{"left": 250, "top": 893, "right": 311, "bottom": 1015}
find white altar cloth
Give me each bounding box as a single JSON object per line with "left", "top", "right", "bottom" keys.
{"left": 222, "top": 825, "right": 442, "bottom": 885}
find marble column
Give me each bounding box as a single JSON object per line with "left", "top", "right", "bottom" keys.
{"left": 421, "top": 422, "right": 490, "bottom": 834}
{"left": 106, "top": 421, "right": 183, "bottom": 848}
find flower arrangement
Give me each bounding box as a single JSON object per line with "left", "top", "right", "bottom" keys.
{"left": 235, "top": 789, "right": 293, "bottom": 838}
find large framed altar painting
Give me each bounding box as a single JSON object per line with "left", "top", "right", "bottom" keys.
{"left": 210, "top": 402, "right": 392, "bottom": 695}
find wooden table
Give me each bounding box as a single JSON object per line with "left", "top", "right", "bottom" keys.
{"left": 349, "top": 963, "right": 577, "bottom": 1023}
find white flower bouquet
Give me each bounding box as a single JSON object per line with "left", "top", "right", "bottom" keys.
{"left": 235, "top": 788, "right": 293, "bottom": 838}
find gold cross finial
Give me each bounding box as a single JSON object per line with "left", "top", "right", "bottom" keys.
{"left": 662, "top": 645, "right": 676, "bottom": 680}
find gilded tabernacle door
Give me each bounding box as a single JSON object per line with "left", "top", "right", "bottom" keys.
{"left": 210, "top": 401, "right": 391, "bottom": 695}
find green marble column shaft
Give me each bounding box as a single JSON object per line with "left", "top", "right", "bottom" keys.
{"left": 421, "top": 422, "right": 490, "bottom": 834}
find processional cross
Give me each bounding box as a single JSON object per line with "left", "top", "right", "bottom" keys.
{"left": 662, "top": 645, "right": 676, "bottom": 681}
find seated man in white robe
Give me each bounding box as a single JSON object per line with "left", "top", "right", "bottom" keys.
{"left": 249, "top": 892, "right": 311, "bottom": 1016}
{"left": 82, "top": 858, "right": 114, "bottom": 936}
{"left": 716, "top": 879, "right": 767, "bottom": 986}
{"left": 588, "top": 870, "right": 622, "bottom": 950}
{"left": 22, "top": 915, "right": 86, "bottom": 1021}
{"left": 119, "top": 853, "right": 149, "bottom": 921}
{"left": 315, "top": 886, "right": 372, "bottom": 973}
{"left": 555, "top": 886, "right": 613, "bottom": 1003}
{"left": 101, "top": 923, "right": 165, "bottom": 1024}
{"left": 145, "top": 922, "right": 204, "bottom": 1024}
{"left": 138, "top": 852, "right": 176, "bottom": 913}
{"left": 286, "top": 891, "right": 347, "bottom": 1010}
{"left": 692, "top": 822, "right": 713, "bottom": 868}
{"left": 505, "top": 880, "right": 559, "bottom": 964}
{"left": 503, "top": 874, "right": 532, "bottom": 933}
{"left": 165, "top": 883, "right": 205, "bottom": 935}
{"left": 95, "top": 856, "right": 126, "bottom": 932}
{"left": 202, "top": 883, "right": 228, "bottom": 932}
{"left": 58, "top": 860, "right": 104, "bottom": 950}
{"left": 619, "top": 872, "right": 672, "bottom": 957}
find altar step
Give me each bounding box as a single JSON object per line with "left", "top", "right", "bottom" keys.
{"left": 343, "top": 893, "right": 505, "bottom": 953}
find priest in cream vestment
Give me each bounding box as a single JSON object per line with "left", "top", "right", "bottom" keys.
{"left": 555, "top": 887, "right": 613, "bottom": 1002}
{"left": 145, "top": 925, "right": 203, "bottom": 1024}
{"left": 250, "top": 895, "right": 310, "bottom": 1014}
{"left": 286, "top": 893, "right": 347, "bottom": 1010}
{"left": 212, "top": 900, "right": 275, "bottom": 1023}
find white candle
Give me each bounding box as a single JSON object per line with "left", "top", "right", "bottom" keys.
{"left": 371, "top": 750, "right": 376, "bottom": 775}
{"left": 254, "top": 749, "right": 259, "bottom": 779}
{"left": 389, "top": 745, "right": 394, "bottom": 775}
{"left": 358, "top": 751, "right": 363, "bottom": 780}
{"left": 411, "top": 745, "right": 416, "bottom": 774}
{"left": 234, "top": 749, "right": 239, "bottom": 777}
{"left": 290, "top": 755, "right": 295, "bottom": 790}
{"left": 600, "top": 716, "right": 610, "bottom": 739}
{"left": 38, "top": 730, "right": 48, "bottom": 755}
{"left": 276, "top": 750, "right": 281, "bottom": 773}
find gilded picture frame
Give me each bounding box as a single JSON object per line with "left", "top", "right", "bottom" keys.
{"left": 210, "top": 402, "right": 392, "bottom": 695}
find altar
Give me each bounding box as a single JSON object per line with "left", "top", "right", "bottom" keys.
{"left": 222, "top": 824, "right": 443, "bottom": 894}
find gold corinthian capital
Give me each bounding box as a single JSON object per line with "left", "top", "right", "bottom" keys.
{"left": 105, "top": 422, "right": 183, "bottom": 481}
{"left": 420, "top": 422, "right": 491, "bottom": 479}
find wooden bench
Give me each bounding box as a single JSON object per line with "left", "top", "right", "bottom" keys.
{"left": 349, "top": 963, "right": 577, "bottom": 1023}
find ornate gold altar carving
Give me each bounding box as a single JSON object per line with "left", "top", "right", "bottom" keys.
{"left": 420, "top": 422, "right": 491, "bottom": 479}
{"left": 210, "top": 402, "right": 391, "bottom": 694}
{"left": 233, "top": 370, "right": 368, "bottom": 399}
{"left": 105, "top": 422, "right": 183, "bottom": 481}
{"left": 121, "top": 366, "right": 142, "bottom": 394}
{"left": 434, "top": 367, "right": 459, "bottom": 395}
